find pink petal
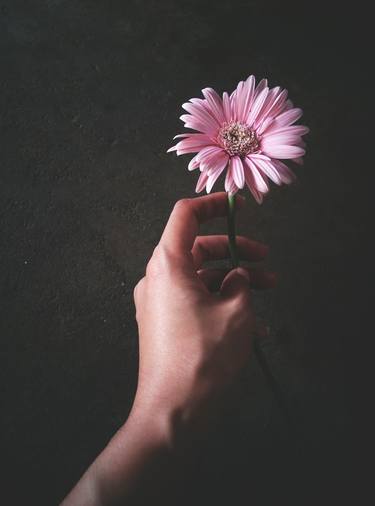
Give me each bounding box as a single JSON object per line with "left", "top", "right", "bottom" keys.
{"left": 250, "top": 153, "right": 271, "bottom": 161}
{"left": 171, "top": 136, "right": 213, "bottom": 154}
{"left": 241, "top": 75, "right": 256, "bottom": 122}
{"left": 234, "top": 80, "right": 245, "bottom": 122}
{"left": 261, "top": 144, "right": 306, "bottom": 159}
{"left": 244, "top": 168, "right": 264, "bottom": 204}
{"left": 182, "top": 102, "right": 220, "bottom": 130}
{"left": 166, "top": 145, "right": 178, "bottom": 153}
{"left": 254, "top": 78, "right": 268, "bottom": 100}
{"left": 224, "top": 163, "right": 234, "bottom": 192}
{"left": 228, "top": 182, "right": 239, "bottom": 196}
{"left": 263, "top": 125, "right": 309, "bottom": 139}
{"left": 188, "top": 155, "right": 200, "bottom": 171}
{"left": 230, "top": 156, "right": 245, "bottom": 189}
{"left": 270, "top": 108, "right": 303, "bottom": 129}
{"left": 200, "top": 149, "right": 227, "bottom": 172}
{"left": 195, "top": 171, "right": 209, "bottom": 193}
{"left": 292, "top": 157, "right": 304, "bottom": 166}
{"left": 196, "top": 146, "right": 223, "bottom": 163}
{"left": 256, "top": 116, "right": 275, "bottom": 136}
{"left": 247, "top": 87, "right": 269, "bottom": 127}
{"left": 206, "top": 158, "right": 228, "bottom": 193}
{"left": 267, "top": 89, "right": 288, "bottom": 118}
{"left": 261, "top": 133, "right": 306, "bottom": 147}
{"left": 253, "top": 86, "right": 281, "bottom": 128}
{"left": 243, "top": 157, "right": 269, "bottom": 193}
{"left": 271, "top": 160, "right": 297, "bottom": 184}
{"left": 222, "top": 92, "right": 232, "bottom": 122}
{"left": 173, "top": 133, "right": 191, "bottom": 139}
{"left": 206, "top": 152, "right": 229, "bottom": 176}
{"left": 201, "top": 88, "right": 225, "bottom": 124}
{"left": 251, "top": 157, "right": 282, "bottom": 185}
{"left": 282, "top": 99, "right": 294, "bottom": 112}
{"left": 256, "top": 89, "right": 289, "bottom": 131}
{"left": 189, "top": 97, "right": 215, "bottom": 116}
{"left": 173, "top": 132, "right": 211, "bottom": 141}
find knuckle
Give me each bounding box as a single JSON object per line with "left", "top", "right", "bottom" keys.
{"left": 146, "top": 244, "right": 171, "bottom": 278}
{"left": 173, "top": 198, "right": 192, "bottom": 212}
{"left": 133, "top": 278, "right": 145, "bottom": 301}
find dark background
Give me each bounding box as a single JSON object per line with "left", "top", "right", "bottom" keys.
{"left": 0, "top": 1, "right": 368, "bottom": 504}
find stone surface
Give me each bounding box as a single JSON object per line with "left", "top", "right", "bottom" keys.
{"left": 1, "top": 1, "right": 366, "bottom": 504}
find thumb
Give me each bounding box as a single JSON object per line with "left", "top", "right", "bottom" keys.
{"left": 220, "top": 267, "right": 252, "bottom": 300}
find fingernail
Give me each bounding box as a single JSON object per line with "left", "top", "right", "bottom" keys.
{"left": 236, "top": 267, "right": 250, "bottom": 281}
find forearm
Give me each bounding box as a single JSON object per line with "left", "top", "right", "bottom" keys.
{"left": 61, "top": 406, "right": 184, "bottom": 506}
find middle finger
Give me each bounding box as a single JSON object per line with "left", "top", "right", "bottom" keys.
{"left": 191, "top": 235, "right": 269, "bottom": 269}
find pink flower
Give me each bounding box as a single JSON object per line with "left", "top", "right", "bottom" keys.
{"left": 167, "top": 75, "right": 308, "bottom": 203}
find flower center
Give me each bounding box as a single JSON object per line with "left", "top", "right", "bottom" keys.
{"left": 217, "top": 121, "right": 260, "bottom": 157}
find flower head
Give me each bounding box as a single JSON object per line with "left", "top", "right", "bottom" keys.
{"left": 167, "top": 75, "right": 308, "bottom": 203}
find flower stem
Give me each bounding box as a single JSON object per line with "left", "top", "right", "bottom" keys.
{"left": 227, "top": 193, "right": 239, "bottom": 268}
{"left": 226, "top": 193, "right": 297, "bottom": 443}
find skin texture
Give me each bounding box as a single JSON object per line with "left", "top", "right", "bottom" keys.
{"left": 61, "top": 192, "right": 276, "bottom": 506}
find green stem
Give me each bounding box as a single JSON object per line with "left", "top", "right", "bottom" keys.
{"left": 226, "top": 192, "right": 298, "bottom": 446}
{"left": 227, "top": 193, "right": 239, "bottom": 268}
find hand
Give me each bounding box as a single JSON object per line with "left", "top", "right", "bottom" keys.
{"left": 61, "top": 192, "right": 276, "bottom": 506}
{"left": 132, "top": 192, "right": 276, "bottom": 442}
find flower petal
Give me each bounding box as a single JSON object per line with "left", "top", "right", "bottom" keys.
{"left": 271, "top": 160, "right": 297, "bottom": 184}
{"left": 230, "top": 156, "right": 245, "bottom": 189}
{"left": 261, "top": 133, "right": 306, "bottom": 147}
{"left": 172, "top": 136, "right": 213, "bottom": 154}
{"left": 241, "top": 75, "right": 256, "bottom": 122}
{"left": 234, "top": 80, "right": 245, "bottom": 122}
{"left": 201, "top": 88, "right": 225, "bottom": 124}
{"left": 254, "top": 78, "right": 268, "bottom": 99}
{"left": 292, "top": 157, "right": 304, "bottom": 166}
{"left": 222, "top": 92, "right": 232, "bottom": 122}
{"left": 195, "top": 171, "right": 209, "bottom": 193}
{"left": 268, "top": 108, "right": 303, "bottom": 131}
{"left": 247, "top": 87, "right": 269, "bottom": 127}
{"left": 196, "top": 146, "right": 223, "bottom": 163}
{"left": 228, "top": 182, "right": 239, "bottom": 196}
{"left": 244, "top": 168, "right": 264, "bottom": 203}
{"left": 261, "top": 144, "right": 306, "bottom": 159}
{"left": 243, "top": 157, "right": 269, "bottom": 193}
{"left": 268, "top": 89, "right": 288, "bottom": 117}
{"left": 251, "top": 157, "right": 282, "bottom": 185}
{"left": 173, "top": 132, "right": 211, "bottom": 141}
{"left": 254, "top": 87, "right": 281, "bottom": 127}
{"left": 182, "top": 102, "right": 220, "bottom": 130}
{"left": 188, "top": 155, "right": 200, "bottom": 171}
{"left": 224, "top": 163, "right": 234, "bottom": 192}
{"left": 206, "top": 152, "right": 229, "bottom": 176}
{"left": 206, "top": 158, "right": 228, "bottom": 193}
{"left": 263, "top": 125, "right": 309, "bottom": 139}
{"left": 200, "top": 149, "right": 227, "bottom": 173}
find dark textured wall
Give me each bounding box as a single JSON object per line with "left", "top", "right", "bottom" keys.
{"left": 1, "top": 1, "right": 366, "bottom": 504}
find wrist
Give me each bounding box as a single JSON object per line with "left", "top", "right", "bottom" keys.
{"left": 91, "top": 404, "right": 181, "bottom": 505}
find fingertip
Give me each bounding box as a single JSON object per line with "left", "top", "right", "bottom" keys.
{"left": 236, "top": 267, "right": 250, "bottom": 281}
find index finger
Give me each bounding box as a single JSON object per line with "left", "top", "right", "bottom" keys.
{"left": 160, "top": 192, "right": 245, "bottom": 254}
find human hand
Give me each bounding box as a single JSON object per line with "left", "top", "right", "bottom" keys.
{"left": 61, "top": 192, "right": 277, "bottom": 506}
{"left": 132, "top": 192, "right": 276, "bottom": 443}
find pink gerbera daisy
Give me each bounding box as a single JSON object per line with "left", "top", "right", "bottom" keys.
{"left": 167, "top": 75, "right": 309, "bottom": 203}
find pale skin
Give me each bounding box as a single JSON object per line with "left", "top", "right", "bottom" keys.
{"left": 61, "top": 192, "right": 277, "bottom": 505}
